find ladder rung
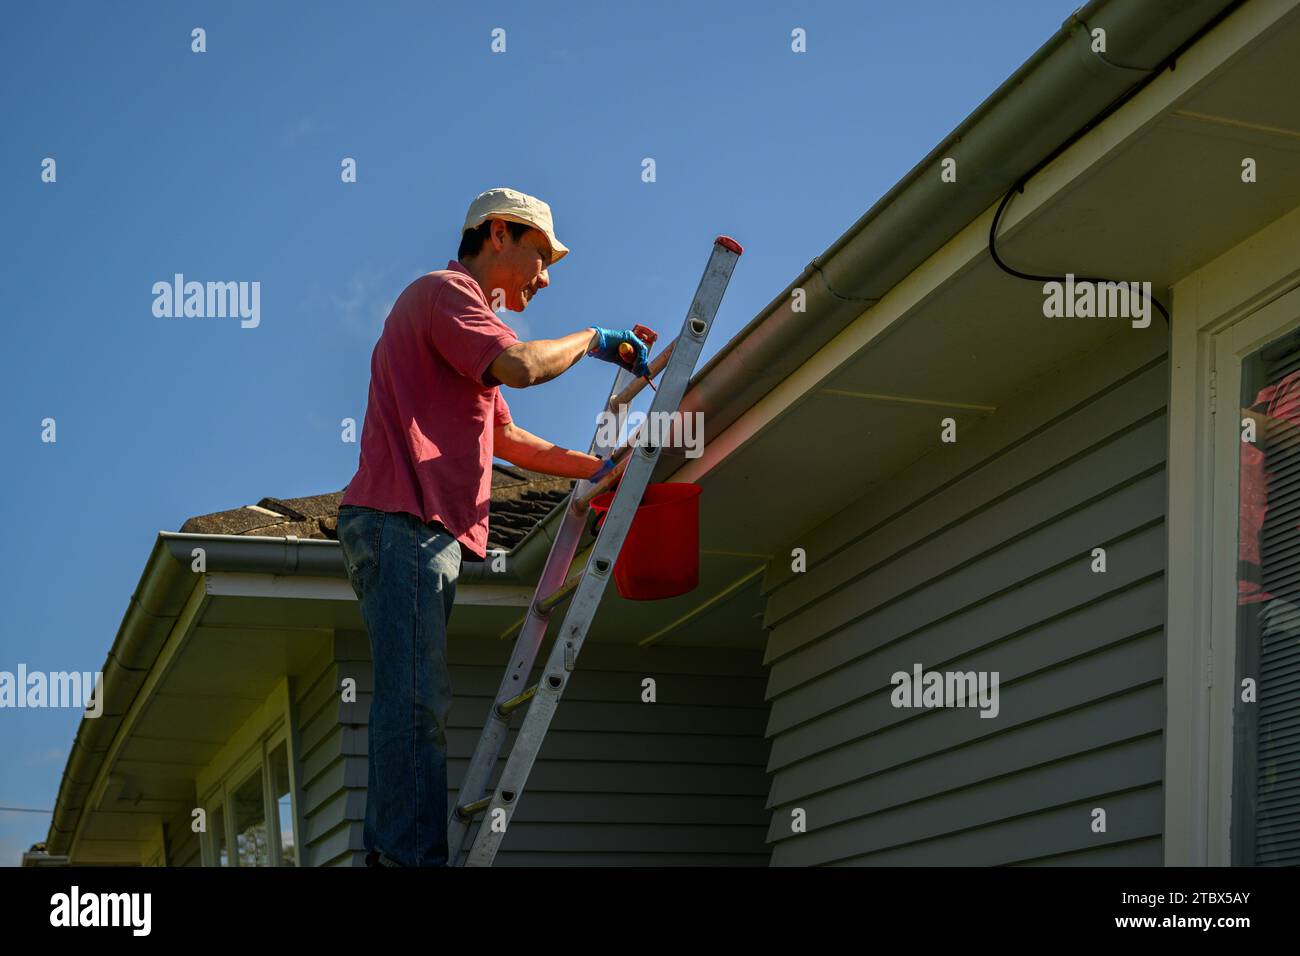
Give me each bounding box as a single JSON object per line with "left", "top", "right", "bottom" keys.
{"left": 536, "top": 569, "right": 584, "bottom": 614}
{"left": 575, "top": 448, "right": 632, "bottom": 508}
{"left": 456, "top": 796, "right": 492, "bottom": 819}
{"left": 496, "top": 684, "right": 538, "bottom": 716}
{"left": 571, "top": 346, "right": 673, "bottom": 509}
{"left": 607, "top": 343, "right": 674, "bottom": 410}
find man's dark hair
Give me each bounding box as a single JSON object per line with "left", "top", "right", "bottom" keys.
{"left": 458, "top": 219, "right": 532, "bottom": 260}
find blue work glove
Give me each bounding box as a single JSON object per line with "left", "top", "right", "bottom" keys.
{"left": 588, "top": 327, "right": 651, "bottom": 379}
{"left": 588, "top": 455, "right": 619, "bottom": 483}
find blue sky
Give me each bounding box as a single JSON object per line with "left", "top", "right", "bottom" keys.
{"left": 0, "top": 0, "right": 1078, "bottom": 863}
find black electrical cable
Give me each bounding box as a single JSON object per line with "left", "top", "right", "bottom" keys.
{"left": 819, "top": 3, "right": 1247, "bottom": 331}
{"left": 978, "top": 1, "right": 1255, "bottom": 334}
{"left": 988, "top": 175, "right": 1172, "bottom": 328}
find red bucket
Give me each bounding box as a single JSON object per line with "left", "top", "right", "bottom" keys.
{"left": 590, "top": 483, "right": 702, "bottom": 600}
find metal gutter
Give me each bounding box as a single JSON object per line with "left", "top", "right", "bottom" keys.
{"left": 674, "top": 0, "right": 1242, "bottom": 449}
{"left": 46, "top": 530, "right": 510, "bottom": 854}
{"left": 153, "top": 531, "right": 522, "bottom": 584}
{"left": 508, "top": 0, "right": 1243, "bottom": 564}
{"left": 47, "top": 534, "right": 197, "bottom": 854}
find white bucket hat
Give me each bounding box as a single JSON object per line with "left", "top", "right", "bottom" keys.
{"left": 462, "top": 187, "right": 569, "bottom": 266}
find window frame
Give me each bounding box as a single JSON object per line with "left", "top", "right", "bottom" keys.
{"left": 1167, "top": 275, "right": 1300, "bottom": 864}
{"left": 197, "top": 679, "right": 302, "bottom": 867}
{"left": 1208, "top": 290, "right": 1300, "bottom": 864}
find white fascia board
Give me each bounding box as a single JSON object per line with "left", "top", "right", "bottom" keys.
{"left": 203, "top": 571, "right": 534, "bottom": 607}
{"left": 669, "top": 0, "right": 1292, "bottom": 488}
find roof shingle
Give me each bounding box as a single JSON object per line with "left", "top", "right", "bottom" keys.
{"left": 178, "top": 465, "right": 576, "bottom": 554}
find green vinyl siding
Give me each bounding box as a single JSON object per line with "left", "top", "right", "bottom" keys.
{"left": 760, "top": 330, "right": 1169, "bottom": 865}
{"left": 305, "top": 633, "right": 772, "bottom": 866}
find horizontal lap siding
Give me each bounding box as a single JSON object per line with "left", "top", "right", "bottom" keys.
{"left": 324, "top": 633, "right": 772, "bottom": 866}
{"left": 295, "top": 648, "right": 360, "bottom": 867}
{"left": 762, "top": 332, "right": 1169, "bottom": 866}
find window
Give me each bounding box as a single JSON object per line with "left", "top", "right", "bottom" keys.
{"left": 1233, "top": 329, "right": 1300, "bottom": 866}
{"left": 270, "top": 741, "right": 296, "bottom": 867}
{"left": 202, "top": 724, "right": 300, "bottom": 867}
{"left": 1165, "top": 216, "right": 1300, "bottom": 865}
{"left": 212, "top": 804, "right": 228, "bottom": 867}
{"left": 232, "top": 768, "right": 271, "bottom": 867}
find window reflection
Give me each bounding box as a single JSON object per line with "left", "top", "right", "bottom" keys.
{"left": 212, "top": 804, "right": 228, "bottom": 867}
{"left": 270, "top": 742, "right": 296, "bottom": 866}
{"left": 1235, "top": 333, "right": 1300, "bottom": 866}
{"left": 232, "top": 769, "right": 270, "bottom": 867}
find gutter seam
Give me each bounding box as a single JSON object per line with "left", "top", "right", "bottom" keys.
{"left": 1071, "top": 14, "right": 1169, "bottom": 72}
{"left": 810, "top": 258, "right": 882, "bottom": 304}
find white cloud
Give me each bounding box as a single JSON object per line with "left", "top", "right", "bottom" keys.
{"left": 23, "top": 748, "right": 63, "bottom": 767}
{"left": 331, "top": 265, "right": 534, "bottom": 341}
{"left": 496, "top": 310, "right": 532, "bottom": 340}
{"left": 281, "top": 116, "right": 315, "bottom": 147}
{"left": 332, "top": 267, "right": 400, "bottom": 338}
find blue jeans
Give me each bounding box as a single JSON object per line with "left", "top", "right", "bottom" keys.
{"left": 337, "top": 504, "right": 462, "bottom": 867}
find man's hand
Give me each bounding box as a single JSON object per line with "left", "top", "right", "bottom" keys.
{"left": 588, "top": 456, "right": 618, "bottom": 484}
{"left": 588, "top": 327, "right": 651, "bottom": 378}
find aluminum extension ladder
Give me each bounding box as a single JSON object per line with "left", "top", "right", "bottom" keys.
{"left": 447, "top": 235, "right": 743, "bottom": 866}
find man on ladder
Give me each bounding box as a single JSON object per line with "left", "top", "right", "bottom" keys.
{"left": 448, "top": 232, "right": 741, "bottom": 867}
{"left": 337, "top": 186, "right": 650, "bottom": 867}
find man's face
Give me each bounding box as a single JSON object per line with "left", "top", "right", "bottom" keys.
{"left": 490, "top": 221, "right": 551, "bottom": 312}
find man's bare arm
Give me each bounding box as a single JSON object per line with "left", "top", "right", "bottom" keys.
{"left": 493, "top": 421, "right": 602, "bottom": 478}
{"left": 488, "top": 329, "right": 598, "bottom": 388}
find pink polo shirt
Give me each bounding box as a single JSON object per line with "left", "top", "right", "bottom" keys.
{"left": 340, "top": 260, "right": 518, "bottom": 560}
{"left": 1239, "top": 369, "right": 1300, "bottom": 604}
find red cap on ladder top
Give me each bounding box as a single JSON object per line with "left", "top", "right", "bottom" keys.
{"left": 715, "top": 236, "right": 743, "bottom": 255}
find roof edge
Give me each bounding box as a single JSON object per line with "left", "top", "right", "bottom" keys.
{"left": 677, "top": 0, "right": 1243, "bottom": 450}
{"left": 509, "top": 0, "right": 1243, "bottom": 561}
{"left": 44, "top": 531, "right": 520, "bottom": 855}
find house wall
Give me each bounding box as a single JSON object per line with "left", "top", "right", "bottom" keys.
{"left": 296, "top": 630, "right": 773, "bottom": 866}
{"left": 758, "top": 327, "right": 1169, "bottom": 865}
{"left": 295, "top": 643, "right": 360, "bottom": 866}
